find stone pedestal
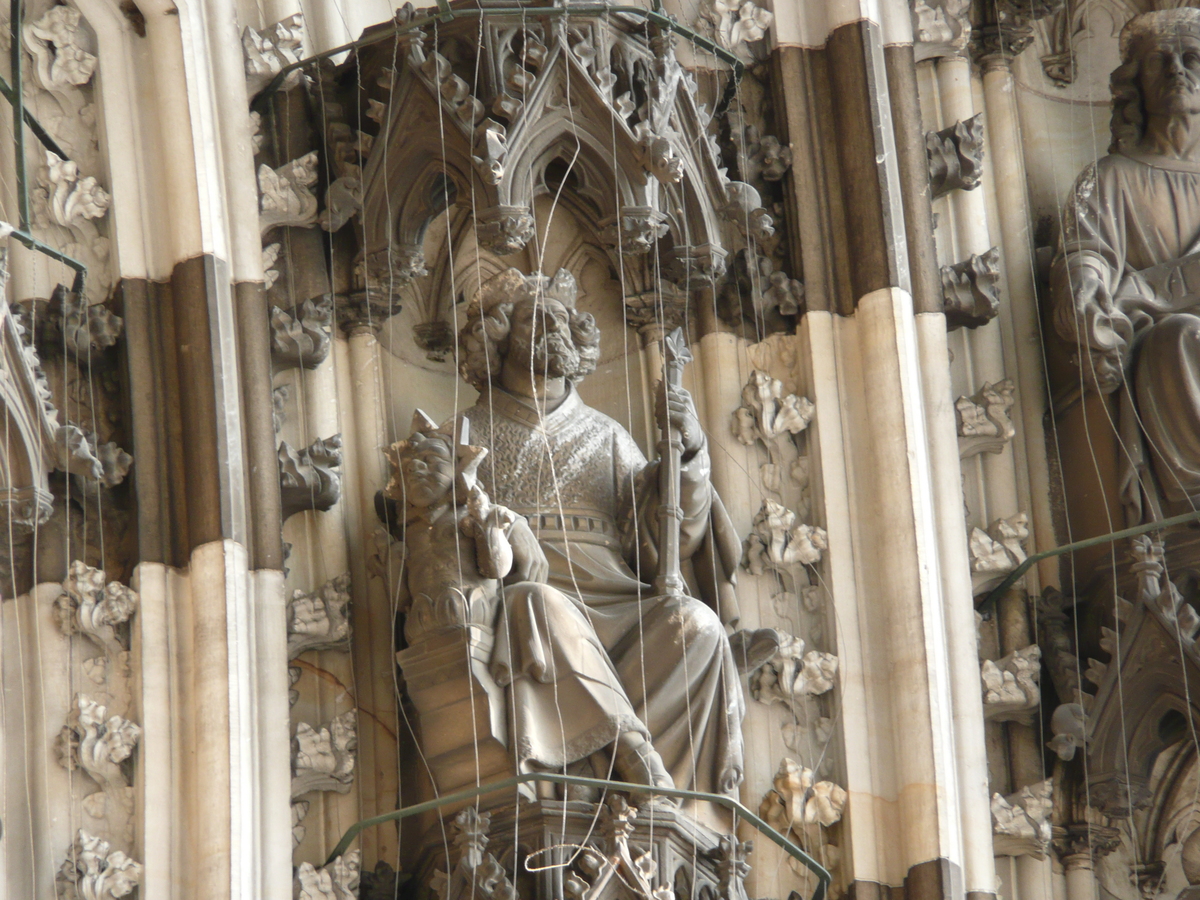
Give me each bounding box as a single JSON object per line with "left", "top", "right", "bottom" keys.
{"left": 397, "top": 625, "right": 513, "bottom": 798}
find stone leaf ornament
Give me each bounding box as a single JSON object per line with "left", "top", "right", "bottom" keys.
{"left": 732, "top": 369, "right": 814, "bottom": 453}
{"left": 54, "top": 561, "right": 137, "bottom": 660}
{"left": 55, "top": 830, "right": 143, "bottom": 900}
{"left": 24, "top": 6, "right": 98, "bottom": 93}
{"left": 750, "top": 632, "right": 838, "bottom": 707}
{"left": 287, "top": 573, "right": 352, "bottom": 658}
{"left": 942, "top": 247, "right": 1001, "bottom": 330}
{"left": 956, "top": 379, "right": 1015, "bottom": 458}
{"left": 270, "top": 294, "right": 333, "bottom": 370}
{"left": 743, "top": 499, "right": 828, "bottom": 591}
{"left": 292, "top": 709, "right": 357, "bottom": 797}
{"left": 243, "top": 13, "right": 305, "bottom": 96}
{"left": 981, "top": 644, "right": 1041, "bottom": 723}
{"left": 968, "top": 512, "right": 1028, "bottom": 594}
{"left": 991, "top": 779, "right": 1053, "bottom": 858}
{"left": 927, "top": 114, "right": 984, "bottom": 198}
{"left": 700, "top": 0, "right": 775, "bottom": 50}
{"left": 259, "top": 152, "right": 319, "bottom": 235}
{"left": 760, "top": 757, "right": 847, "bottom": 830}
{"left": 296, "top": 850, "right": 361, "bottom": 900}
{"left": 278, "top": 434, "right": 343, "bottom": 521}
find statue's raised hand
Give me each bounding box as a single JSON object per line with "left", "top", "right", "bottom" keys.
{"left": 655, "top": 382, "right": 705, "bottom": 458}
{"left": 505, "top": 515, "right": 550, "bottom": 584}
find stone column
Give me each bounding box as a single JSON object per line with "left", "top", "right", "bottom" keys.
{"left": 1052, "top": 825, "right": 1122, "bottom": 900}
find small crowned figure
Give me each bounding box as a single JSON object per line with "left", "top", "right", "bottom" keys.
{"left": 382, "top": 410, "right": 518, "bottom": 642}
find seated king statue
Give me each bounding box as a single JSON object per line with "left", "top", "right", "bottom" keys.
{"left": 452, "top": 267, "right": 746, "bottom": 796}
{"left": 1053, "top": 8, "right": 1200, "bottom": 524}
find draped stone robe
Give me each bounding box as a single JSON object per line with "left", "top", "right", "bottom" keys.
{"left": 458, "top": 385, "right": 745, "bottom": 795}
{"left": 1054, "top": 150, "right": 1200, "bottom": 521}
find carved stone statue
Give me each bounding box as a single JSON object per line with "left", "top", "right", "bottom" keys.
{"left": 451, "top": 267, "right": 746, "bottom": 795}
{"left": 386, "top": 414, "right": 675, "bottom": 799}
{"left": 1053, "top": 9, "right": 1200, "bottom": 523}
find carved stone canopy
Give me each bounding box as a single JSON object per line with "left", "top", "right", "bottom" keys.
{"left": 358, "top": 12, "right": 760, "bottom": 302}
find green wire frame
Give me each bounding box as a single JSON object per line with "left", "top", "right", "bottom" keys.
{"left": 325, "top": 772, "right": 833, "bottom": 900}
{"left": 251, "top": 3, "right": 746, "bottom": 117}
{"left": 6, "top": 0, "right": 88, "bottom": 294}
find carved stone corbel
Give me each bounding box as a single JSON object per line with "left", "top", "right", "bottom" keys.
{"left": 296, "top": 850, "right": 361, "bottom": 900}
{"left": 927, "top": 115, "right": 984, "bottom": 199}
{"left": 992, "top": 779, "right": 1054, "bottom": 858}
{"left": 957, "top": 379, "right": 1015, "bottom": 459}
{"left": 24, "top": 6, "right": 98, "bottom": 93}
{"left": 270, "top": 294, "right": 332, "bottom": 370}
{"left": 982, "top": 644, "right": 1041, "bottom": 723}
{"left": 759, "top": 757, "right": 847, "bottom": 830}
{"left": 279, "top": 435, "right": 343, "bottom": 521}
{"left": 292, "top": 709, "right": 357, "bottom": 797}
{"left": 969, "top": 511, "right": 1029, "bottom": 595}
{"left": 243, "top": 13, "right": 305, "bottom": 96}
{"left": 1051, "top": 824, "right": 1122, "bottom": 869}
{"left": 39, "top": 151, "right": 110, "bottom": 228}
{"left": 942, "top": 247, "right": 1001, "bottom": 330}
{"left": 55, "top": 830, "right": 143, "bottom": 900}
{"left": 287, "top": 573, "right": 352, "bottom": 658}
{"left": 258, "top": 152, "right": 319, "bottom": 234}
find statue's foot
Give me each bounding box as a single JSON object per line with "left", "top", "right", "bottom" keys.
{"left": 614, "top": 732, "right": 678, "bottom": 808}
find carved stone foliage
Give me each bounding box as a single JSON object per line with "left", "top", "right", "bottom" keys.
{"left": 56, "top": 694, "right": 139, "bottom": 847}
{"left": 26, "top": 284, "right": 123, "bottom": 362}
{"left": 992, "top": 780, "right": 1054, "bottom": 858}
{"left": 279, "top": 434, "right": 343, "bottom": 521}
{"left": 432, "top": 809, "right": 519, "bottom": 900}
{"left": 708, "top": 835, "right": 754, "bottom": 900}
{"left": 927, "top": 115, "right": 984, "bottom": 199}
{"left": 55, "top": 829, "right": 143, "bottom": 900}
{"left": 971, "top": 0, "right": 1066, "bottom": 66}
{"left": 296, "top": 850, "right": 361, "bottom": 900}
{"left": 982, "top": 644, "right": 1041, "bottom": 723}
{"left": 942, "top": 245, "right": 1001, "bottom": 328}
{"left": 24, "top": 6, "right": 97, "bottom": 93}
{"left": 969, "top": 512, "right": 1029, "bottom": 595}
{"left": 698, "top": 0, "right": 774, "bottom": 53}
{"left": 957, "top": 379, "right": 1015, "bottom": 459}
{"left": 561, "top": 796, "right": 685, "bottom": 900}
{"left": 287, "top": 573, "right": 352, "bottom": 658}
{"left": 743, "top": 498, "right": 827, "bottom": 592}
{"left": 750, "top": 632, "right": 838, "bottom": 709}
{"left": 243, "top": 13, "right": 305, "bottom": 96}
{"left": 760, "top": 757, "right": 847, "bottom": 831}
{"left": 259, "top": 152, "right": 319, "bottom": 235}
{"left": 292, "top": 709, "right": 357, "bottom": 798}
{"left": 270, "top": 294, "right": 333, "bottom": 370}
{"left": 911, "top": 0, "right": 971, "bottom": 62}
{"left": 733, "top": 369, "right": 814, "bottom": 494}
{"left": 32, "top": 151, "right": 112, "bottom": 304}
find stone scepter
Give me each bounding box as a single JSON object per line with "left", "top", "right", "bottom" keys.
{"left": 654, "top": 327, "right": 692, "bottom": 597}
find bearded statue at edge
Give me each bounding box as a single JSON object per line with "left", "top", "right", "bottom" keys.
{"left": 435, "top": 266, "right": 747, "bottom": 797}
{"left": 1053, "top": 9, "right": 1200, "bottom": 525}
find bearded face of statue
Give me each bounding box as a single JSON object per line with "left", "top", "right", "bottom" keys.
{"left": 1137, "top": 34, "right": 1200, "bottom": 118}
{"left": 505, "top": 297, "right": 582, "bottom": 380}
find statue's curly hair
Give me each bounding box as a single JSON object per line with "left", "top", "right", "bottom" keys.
{"left": 457, "top": 297, "right": 601, "bottom": 391}
{"left": 1109, "top": 56, "right": 1145, "bottom": 153}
